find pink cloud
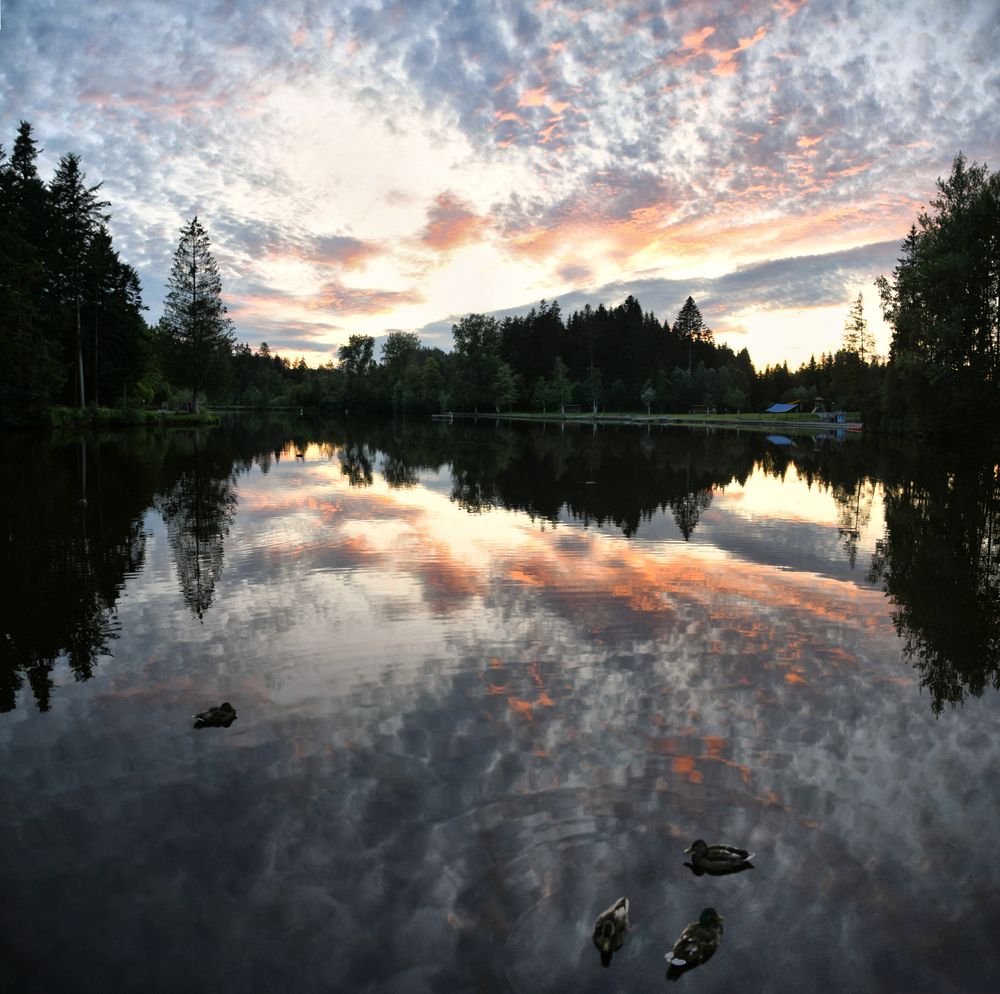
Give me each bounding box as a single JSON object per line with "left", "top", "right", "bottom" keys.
{"left": 420, "top": 192, "right": 489, "bottom": 251}
{"left": 304, "top": 235, "right": 380, "bottom": 270}
{"left": 307, "top": 278, "right": 423, "bottom": 315}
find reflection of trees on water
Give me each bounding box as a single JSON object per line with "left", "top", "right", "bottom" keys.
{"left": 869, "top": 458, "right": 1000, "bottom": 714}
{"left": 155, "top": 445, "right": 238, "bottom": 621}
{"left": 669, "top": 490, "right": 714, "bottom": 540}
{"left": 0, "top": 413, "right": 380, "bottom": 710}
{"left": 10, "top": 412, "right": 1000, "bottom": 717}
{"left": 443, "top": 421, "right": 739, "bottom": 537}
{"left": 833, "top": 479, "right": 876, "bottom": 567}
{"left": 0, "top": 437, "right": 146, "bottom": 712}
{"left": 338, "top": 441, "right": 375, "bottom": 488}
{"left": 0, "top": 418, "right": 304, "bottom": 711}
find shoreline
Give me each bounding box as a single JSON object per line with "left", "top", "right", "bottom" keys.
{"left": 432, "top": 411, "right": 863, "bottom": 432}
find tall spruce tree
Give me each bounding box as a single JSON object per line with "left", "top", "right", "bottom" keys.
{"left": 48, "top": 152, "right": 110, "bottom": 407}
{"left": 842, "top": 292, "right": 876, "bottom": 362}
{"left": 161, "top": 217, "right": 234, "bottom": 411}
{"left": 0, "top": 124, "right": 60, "bottom": 415}
{"left": 673, "top": 296, "right": 712, "bottom": 343}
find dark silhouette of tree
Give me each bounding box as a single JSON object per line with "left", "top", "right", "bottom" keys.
{"left": 381, "top": 330, "right": 421, "bottom": 372}
{"left": 842, "top": 292, "right": 876, "bottom": 363}
{"left": 876, "top": 153, "right": 1000, "bottom": 434}
{"left": 492, "top": 361, "right": 517, "bottom": 412}
{"left": 452, "top": 313, "right": 502, "bottom": 412}
{"left": 0, "top": 123, "right": 61, "bottom": 416}
{"left": 160, "top": 216, "right": 234, "bottom": 412}
{"left": 673, "top": 296, "right": 710, "bottom": 341}
{"left": 338, "top": 333, "right": 377, "bottom": 376}
{"left": 0, "top": 122, "right": 151, "bottom": 419}
{"left": 48, "top": 152, "right": 111, "bottom": 407}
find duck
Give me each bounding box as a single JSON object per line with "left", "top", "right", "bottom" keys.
{"left": 193, "top": 701, "right": 237, "bottom": 728}
{"left": 665, "top": 907, "right": 724, "bottom": 981}
{"left": 591, "top": 896, "right": 629, "bottom": 967}
{"left": 683, "top": 838, "right": 755, "bottom": 874}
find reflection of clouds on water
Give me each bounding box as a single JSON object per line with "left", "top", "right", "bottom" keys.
{"left": 4, "top": 447, "right": 1000, "bottom": 992}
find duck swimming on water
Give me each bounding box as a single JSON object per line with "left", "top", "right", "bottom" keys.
{"left": 193, "top": 702, "right": 237, "bottom": 728}
{"left": 665, "top": 907, "right": 724, "bottom": 980}
{"left": 683, "top": 839, "right": 755, "bottom": 875}
{"left": 592, "top": 896, "right": 629, "bottom": 967}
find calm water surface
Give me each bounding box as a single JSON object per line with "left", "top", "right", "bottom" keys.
{"left": 2, "top": 416, "right": 999, "bottom": 993}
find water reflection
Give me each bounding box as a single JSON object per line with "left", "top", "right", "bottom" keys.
{"left": 2, "top": 415, "right": 1000, "bottom": 992}
{"left": 0, "top": 418, "right": 303, "bottom": 711}
{"left": 3, "top": 416, "right": 1000, "bottom": 720}
{"left": 870, "top": 455, "right": 1000, "bottom": 714}
{"left": 154, "top": 431, "right": 238, "bottom": 619}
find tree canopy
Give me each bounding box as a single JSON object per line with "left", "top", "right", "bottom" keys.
{"left": 0, "top": 121, "right": 149, "bottom": 420}
{"left": 876, "top": 152, "right": 1000, "bottom": 434}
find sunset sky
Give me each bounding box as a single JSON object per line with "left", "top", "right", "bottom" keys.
{"left": 3, "top": 0, "right": 998, "bottom": 369}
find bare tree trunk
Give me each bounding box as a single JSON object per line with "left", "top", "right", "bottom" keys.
{"left": 93, "top": 304, "right": 100, "bottom": 407}
{"left": 76, "top": 291, "right": 86, "bottom": 408}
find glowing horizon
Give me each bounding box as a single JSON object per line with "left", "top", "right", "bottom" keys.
{"left": 3, "top": 0, "right": 997, "bottom": 370}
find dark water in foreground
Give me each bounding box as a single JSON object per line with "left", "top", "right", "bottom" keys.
{"left": 2, "top": 415, "right": 1000, "bottom": 993}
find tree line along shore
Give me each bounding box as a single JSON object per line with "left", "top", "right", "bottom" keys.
{"left": 2, "top": 118, "right": 996, "bottom": 438}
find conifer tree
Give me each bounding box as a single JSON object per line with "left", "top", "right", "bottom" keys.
{"left": 48, "top": 152, "right": 110, "bottom": 406}
{"left": 842, "top": 292, "right": 876, "bottom": 362}
{"left": 673, "top": 296, "right": 712, "bottom": 343}
{"left": 0, "top": 124, "right": 60, "bottom": 414}
{"left": 161, "top": 217, "right": 234, "bottom": 411}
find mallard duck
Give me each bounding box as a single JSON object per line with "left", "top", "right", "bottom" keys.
{"left": 665, "top": 907, "right": 724, "bottom": 981}
{"left": 683, "top": 839, "right": 755, "bottom": 874}
{"left": 592, "top": 896, "right": 629, "bottom": 967}
{"left": 193, "top": 701, "right": 237, "bottom": 728}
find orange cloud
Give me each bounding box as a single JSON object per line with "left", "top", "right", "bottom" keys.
{"left": 420, "top": 191, "right": 489, "bottom": 252}
{"left": 308, "top": 278, "right": 423, "bottom": 315}
{"left": 773, "top": 0, "right": 807, "bottom": 18}
{"left": 517, "top": 85, "right": 570, "bottom": 115}
{"left": 682, "top": 25, "right": 717, "bottom": 49}
{"left": 78, "top": 85, "right": 235, "bottom": 121}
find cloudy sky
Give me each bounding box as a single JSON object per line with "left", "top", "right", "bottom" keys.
{"left": 3, "top": 0, "right": 998, "bottom": 368}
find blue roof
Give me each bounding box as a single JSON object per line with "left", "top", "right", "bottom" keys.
{"left": 765, "top": 402, "right": 800, "bottom": 413}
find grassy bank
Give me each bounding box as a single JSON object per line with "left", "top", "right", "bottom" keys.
{"left": 45, "top": 407, "right": 220, "bottom": 430}
{"left": 443, "top": 410, "right": 862, "bottom": 427}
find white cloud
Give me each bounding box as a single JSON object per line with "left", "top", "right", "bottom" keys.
{"left": 2, "top": 0, "right": 997, "bottom": 362}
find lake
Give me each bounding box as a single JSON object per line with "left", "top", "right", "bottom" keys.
{"left": 2, "top": 414, "right": 999, "bottom": 993}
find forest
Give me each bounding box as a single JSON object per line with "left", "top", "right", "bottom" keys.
{"left": 2, "top": 119, "right": 997, "bottom": 436}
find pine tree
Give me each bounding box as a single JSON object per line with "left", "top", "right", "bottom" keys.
{"left": 161, "top": 217, "right": 234, "bottom": 411}
{"left": 10, "top": 120, "right": 41, "bottom": 184}
{"left": 673, "top": 296, "right": 713, "bottom": 372}
{"left": 842, "top": 292, "right": 876, "bottom": 363}
{"left": 673, "top": 296, "right": 712, "bottom": 343}
{"left": 48, "top": 153, "right": 110, "bottom": 407}
{"left": 0, "top": 124, "right": 60, "bottom": 414}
